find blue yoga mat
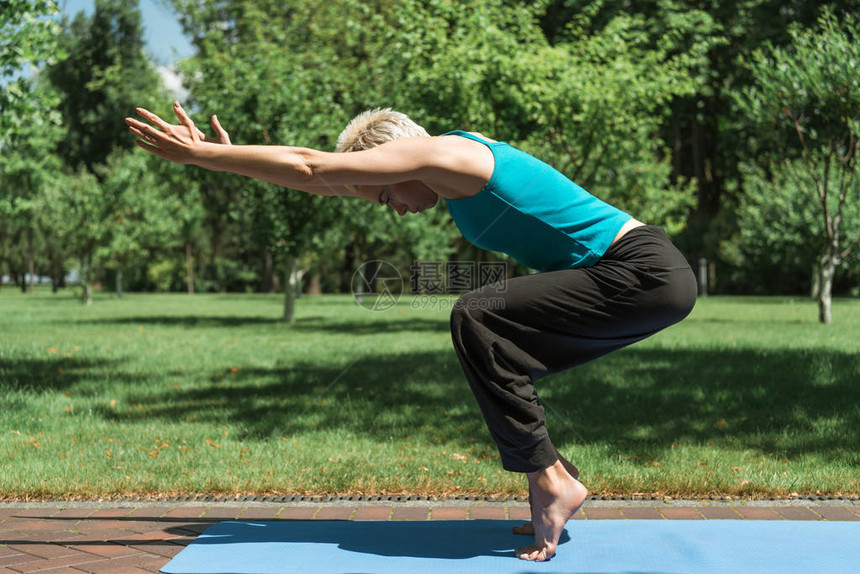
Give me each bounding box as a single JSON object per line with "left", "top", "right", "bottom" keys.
{"left": 161, "top": 518, "right": 860, "bottom": 574}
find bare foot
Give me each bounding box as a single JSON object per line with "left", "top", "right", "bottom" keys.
{"left": 512, "top": 454, "right": 579, "bottom": 536}
{"left": 515, "top": 460, "right": 587, "bottom": 562}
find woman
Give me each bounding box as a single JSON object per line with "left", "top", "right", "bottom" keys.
{"left": 126, "top": 102, "right": 697, "bottom": 562}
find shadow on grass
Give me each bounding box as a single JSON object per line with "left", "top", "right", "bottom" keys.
{"left": 0, "top": 356, "right": 146, "bottom": 394}
{"left": 89, "top": 344, "right": 860, "bottom": 465}
{"left": 67, "top": 314, "right": 450, "bottom": 334}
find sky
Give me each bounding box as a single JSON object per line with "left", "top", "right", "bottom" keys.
{"left": 59, "top": 0, "right": 196, "bottom": 99}
{"left": 62, "top": 0, "right": 195, "bottom": 66}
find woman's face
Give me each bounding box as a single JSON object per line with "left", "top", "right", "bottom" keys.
{"left": 354, "top": 181, "right": 439, "bottom": 216}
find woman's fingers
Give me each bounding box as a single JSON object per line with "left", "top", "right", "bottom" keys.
{"left": 125, "top": 117, "right": 163, "bottom": 142}
{"left": 172, "top": 101, "right": 199, "bottom": 140}
{"left": 134, "top": 107, "right": 171, "bottom": 131}
{"left": 211, "top": 114, "right": 231, "bottom": 144}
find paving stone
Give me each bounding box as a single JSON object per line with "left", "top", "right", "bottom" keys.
{"left": 352, "top": 507, "right": 391, "bottom": 521}
{"left": 86, "top": 510, "right": 133, "bottom": 520}
{"left": 160, "top": 508, "right": 206, "bottom": 520}
{"left": 6, "top": 545, "right": 82, "bottom": 561}
{"left": 65, "top": 527, "right": 133, "bottom": 541}
{"left": 699, "top": 507, "right": 742, "bottom": 519}
{"left": 391, "top": 507, "right": 429, "bottom": 521}
{"left": 809, "top": 506, "right": 860, "bottom": 521}
{"left": 72, "top": 553, "right": 166, "bottom": 574}
{"left": 234, "top": 508, "right": 280, "bottom": 521}
{"left": 507, "top": 506, "right": 531, "bottom": 521}
{"left": 660, "top": 508, "right": 704, "bottom": 519}
{"left": 124, "top": 509, "right": 169, "bottom": 521}
{"left": 5, "top": 534, "right": 82, "bottom": 545}
{"left": 0, "top": 509, "right": 20, "bottom": 522}
{"left": 8, "top": 552, "right": 102, "bottom": 573}
{"left": 315, "top": 507, "right": 355, "bottom": 521}
{"left": 734, "top": 507, "right": 783, "bottom": 520}
{"left": 429, "top": 508, "right": 467, "bottom": 520}
{"left": 107, "top": 521, "right": 162, "bottom": 536}
{"left": 198, "top": 508, "right": 244, "bottom": 520}
{"left": 773, "top": 507, "right": 822, "bottom": 520}
{"left": 65, "top": 544, "right": 139, "bottom": 559}
{"left": 118, "top": 531, "right": 180, "bottom": 544}
{"left": 1, "top": 520, "right": 65, "bottom": 533}
{"left": 582, "top": 508, "right": 623, "bottom": 519}
{"left": 68, "top": 520, "right": 131, "bottom": 532}
{"left": 9, "top": 511, "right": 50, "bottom": 520}
{"left": 47, "top": 510, "right": 94, "bottom": 521}
{"left": 275, "top": 508, "right": 317, "bottom": 521}
{"left": 620, "top": 507, "right": 663, "bottom": 519}
{"left": 127, "top": 543, "right": 182, "bottom": 559}
{"left": 467, "top": 507, "right": 506, "bottom": 520}
{"left": 0, "top": 555, "right": 38, "bottom": 569}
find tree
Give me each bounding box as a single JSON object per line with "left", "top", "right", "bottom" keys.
{"left": 0, "top": 0, "right": 65, "bottom": 139}
{"left": 47, "top": 0, "right": 161, "bottom": 173}
{"left": 0, "top": 98, "right": 64, "bottom": 294}
{"left": 96, "top": 150, "right": 188, "bottom": 298}
{"left": 738, "top": 11, "right": 859, "bottom": 323}
{"left": 44, "top": 169, "right": 104, "bottom": 304}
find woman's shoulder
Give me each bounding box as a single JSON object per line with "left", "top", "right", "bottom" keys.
{"left": 441, "top": 130, "right": 498, "bottom": 144}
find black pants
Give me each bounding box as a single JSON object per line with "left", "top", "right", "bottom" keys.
{"left": 449, "top": 225, "right": 697, "bottom": 472}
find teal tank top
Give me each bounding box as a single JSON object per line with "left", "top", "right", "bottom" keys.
{"left": 443, "top": 130, "right": 632, "bottom": 272}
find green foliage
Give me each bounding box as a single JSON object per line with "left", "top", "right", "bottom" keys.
{"left": 736, "top": 10, "right": 860, "bottom": 314}
{"left": 739, "top": 10, "right": 860, "bottom": 160}
{"left": 47, "top": 0, "right": 162, "bottom": 172}
{"left": 0, "top": 0, "right": 66, "bottom": 139}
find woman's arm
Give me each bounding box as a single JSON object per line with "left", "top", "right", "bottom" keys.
{"left": 125, "top": 102, "right": 460, "bottom": 194}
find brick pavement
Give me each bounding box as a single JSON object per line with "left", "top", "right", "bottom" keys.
{"left": 0, "top": 501, "right": 857, "bottom": 573}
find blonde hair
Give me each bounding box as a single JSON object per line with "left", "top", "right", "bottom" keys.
{"left": 335, "top": 108, "right": 429, "bottom": 152}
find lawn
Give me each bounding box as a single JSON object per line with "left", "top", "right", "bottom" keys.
{"left": 1, "top": 288, "right": 858, "bottom": 500}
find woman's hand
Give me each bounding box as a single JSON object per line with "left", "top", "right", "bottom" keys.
{"left": 201, "top": 114, "right": 231, "bottom": 145}
{"left": 125, "top": 102, "right": 230, "bottom": 164}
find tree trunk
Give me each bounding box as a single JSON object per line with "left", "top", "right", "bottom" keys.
{"left": 697, "top": 258, "right": 708, "bottom": 297}
{"left": 818, "top": 254, "right": 835, "bottom": 324}
{"left": 82, "top": 254, "right": 93, "bottom": 306}
{"left": 308, "top": 274, "right": 322, "bottom": 295}
{"left": 262, "top": 248, "right": 274, "bottom": 293}
{"left": 186, "top": 241, "right": 195, "bottom": 295}
{"left": 115, "top": 267, "right": 123, "bottom": 299}
{"left": 27, "top": 227, "right": 35, "bottom": 295}
{"left": 282, "top": 255, "right": 298, "bottom": 323}
{"left": 810, "top": 263, "right": 820, "bottom": 300}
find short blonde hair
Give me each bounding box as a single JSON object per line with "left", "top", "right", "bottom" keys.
{"left": 335, "top": 108, "right": 429, "bottom": 152}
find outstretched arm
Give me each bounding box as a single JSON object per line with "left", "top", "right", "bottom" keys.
{"left": 125, "top": 102, "right": 456, "bottom": 196}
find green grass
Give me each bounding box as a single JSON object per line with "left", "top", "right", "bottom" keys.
{"left": 1, "top": 287, "right": 859, "bottom": 500}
